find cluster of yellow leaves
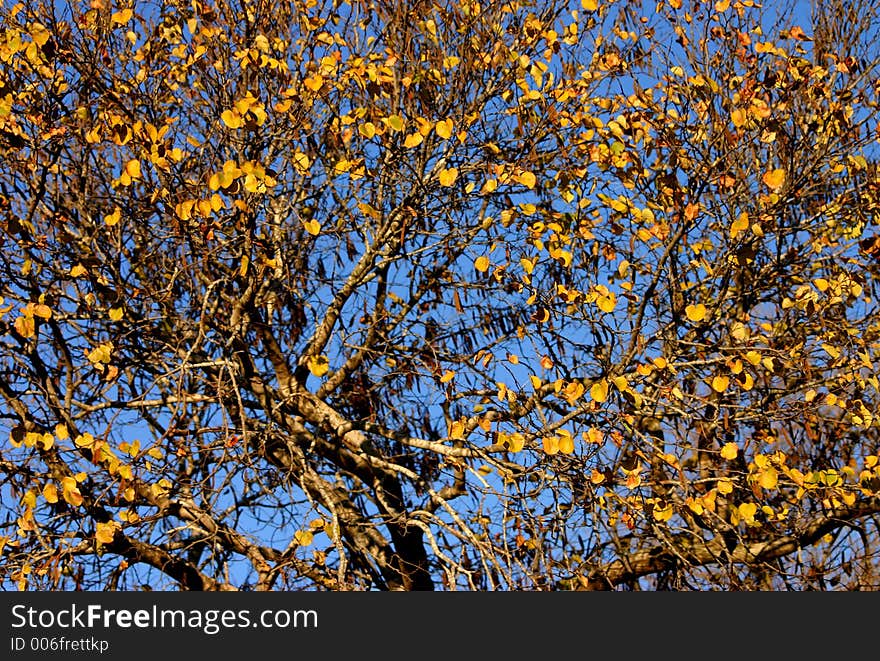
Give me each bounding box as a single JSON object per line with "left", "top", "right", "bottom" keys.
{"left": 542, "top": 429, "right": 575, "bottom": 455}
{"left": 208, "top": 159, "right": 278, "bottom": 193}
{"left": 588, "top": 284, "right": 616, "bottom": 313}
{"left": 498, "top": 431, "right": 526, "bottom": 453}
{"left": 116, "top": 159, "right": 141, "bottom": 187}
{"left": 220, "top": 92, "right": 268, "bottom": 129}
{"left": 175, "top": 194, "right": 225, "bottom": 221}
{"left": 12, "top": 301, "right": 51, "bottom": 339}
{"left": 87, "top": 342, "right": 114, "bottom": 371}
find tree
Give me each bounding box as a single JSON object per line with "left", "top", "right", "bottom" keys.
{"left": 2, "top": 0, "right": 880, "bottom": 591}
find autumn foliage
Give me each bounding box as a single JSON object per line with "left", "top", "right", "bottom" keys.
{"left": 2, "top": 0, "right": 880, "bottom": 590}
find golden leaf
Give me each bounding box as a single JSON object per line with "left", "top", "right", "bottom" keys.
{"left": 759, "top": 467, "right": 778, "bottom": 490}
{"left": 386, "top": 114, "right": 404, "bottom": 132}
{"left": 14, "top": 316, "right": 35, "bottom": 339}
{"left": 435, "top": 118, "right": 454, "bottom": 139}
{"left": 307, "top": 354, "right": 329, "bottom": 377}
{"left": 111, "top": 8, "right": 133, "bottom": 24}
{"left": 221, "top": 109, "right": 242, "bottom": 129}
{"left": 303, "top": 219, "right": 321, "bottom": 235}
{"left": 711, "top": 375, "right": 730, "bottom": 393}
{"left": 404, "top": 132, "right": 424, "bottom": 148}
{"left": 474, "top": 255, "right": 490, "bottom": 272}
{"left": 95, "top": 521, "right": 119, "bottom": 545}
{"left": 596, "top": 292, "right": 616, "bottom": 313}
{"left": 104, "top": 207, "right": 121, "bottom": 226}
{"left": 557, "top": 431, "right": 574, "bottom": 454}
{"left": 294, "top": 530, "right": 314, "bottom": 546}
{"left": 762, "top": 168, "right": 785, "bottom": 191}
{"left": 507, "top": 433, "right": 525, "bottom": 453}
{"left": 109, "top": 307, "right": 123, "bottom": 321}
{"left": 729, "top": 212, "right": 749, "bottom": 239}
{"left": 721, "top": 442, "right": 738, "bottom": 460}
{"left": 590, "top": 379, "right": 609, "bottom": 403}
{"left": 516, "top": 171, "right": 537, "bottom": 189}
{"left": 125, "top": 159, "right": 141, "bottom": 179}
{"left": 42, "top": 482, "right": 58, "bottom": 504}
{"left": 685, "top": 303, "right": 706, "bottom": 322}
{"left": 438, "top": 167, "right": 458, "bottom": 187}
{"left": 581, "top": 0, "right": 599, "bottom": 11}
{"left": 304, "top": 74, "right": 324, "bottom": 92}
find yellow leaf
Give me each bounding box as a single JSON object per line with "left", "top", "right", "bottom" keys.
{"left": 111, "top": 8, "right": 133, "bottom": 24}
{"left": 69, "top": 264, "right": 86, "bottom": 277}
{"left": 590, "top": 469, "right": 605, "bottom": 485}
{"left": 14, "top": 315, "right": 35, "bottom": 338}
{"left": 42, "top": 482, "right": 58, "bottom": 504}
{"left": 104, "top": 207, "right": 121, "bottom": 226}
{"left": 435, "top": 118, "right": 454, "bottom": 139}
{"left": 438, "top": 167, "right": 458, "bottom": 187}
{"left": 386, "top": 114, "right": 405, "bottom": 132}
{"left": 221, "top": 109, "right": 242, "bottom": 129}
{"left": 109, "top": 307, "right": 123, "bottom": 321}
{"left": 32, "top": 304, "right": 51, "bottom": 319}
{"left": 596, "top": 292, "right": 616, "bottom": 313}
{"left": 294, "top": 530, "right": 314, "bottom": 546}
{"left": 759, "top": 467, "right": 778, "bottom": 490}
{"left": 303, "top": 219, "right": 321, "bottom": 235}
{"left": 714, "top": 0, "right": 730, "bottom": 12}
{"left": 516, "top": 171, "right": 537, "bottom": 189}
{"left": 738, "top": 502, "right": 757, "bottom": 521}
{"left": 685, "top": 303, "right": 706, "bottom": 322}
{"left": 304, "top": 74, "right": 324, "bottom": 92}
{"left": 653, "top": 502, "right": 673, "bottom": 522}
{"left": 439, "top": 370, "right": 455, "bottom": 383}
{"left": 507, "top": 353, "right": 519, "bottom": 365}
{"left": 590, "top": 379, "right": 609, "bottom": 403}
{"left": 95, "top": 521, "right": 119, "bottom": 545}
{"left": 721, "top": 442, "right": 738, "bottom": 460}
{"left": 474, "top": 255, "right": 490, "bottom": 272}
{"left": 307, "top": 354, "right": 329, "bottom": 377}
{"left": 581, "top": 0, "right": 599, "bottom": 11}
{"left": 557, "top": 431, "right": 574, "bottom": 454}
{"left": 404, "top": 132, "right": 423, "bottom": 148}
{"left": 729, "top": 212, "right": 749, "bottom": 239}
{"left": 125, "top": 159, "right": 141, "bottom": 179}
{"left": 61, "top": 478, "right": 83, "bottom": 507}
{"left": 762, "top": 168, "right": 785, "bottom": 191}
{"left": 745, "top": 350, "right": 762, "bottom": 366}
{"left": 542, "top": 436, "right": 559, "bottom": 455}
{"left": 358, "top": 122, "right": 376, "bottom": 139}
{"left": 449, "top": 420, "right": 466, "bottom": 439}
{"left": 711, "top": 375, "right": 730, "bottom": 393}
{"left": 507, "top": 432, "right": 525, "bottom": 453}
{"left": 822, "top": 343, "right": 841, "bottom": 359}
{"left": 717, "top": 478, "right": 734, "bottom": 494}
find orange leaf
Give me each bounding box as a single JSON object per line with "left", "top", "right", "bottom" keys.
{"left": 762, "top": 168, "right": 785, "bottom": 190}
